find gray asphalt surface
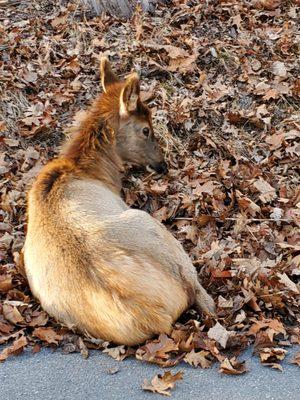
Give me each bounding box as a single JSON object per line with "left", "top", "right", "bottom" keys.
{"left": 1, "top": 346, "right": 299, "bottom": 400}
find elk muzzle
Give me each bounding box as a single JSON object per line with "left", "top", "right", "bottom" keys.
{"left": 151, "top": 161, "right": 168, "bottom": 174}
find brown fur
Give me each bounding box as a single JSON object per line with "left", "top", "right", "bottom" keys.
{"left": 23, "top": 58, "right": 216, "bottom": 346}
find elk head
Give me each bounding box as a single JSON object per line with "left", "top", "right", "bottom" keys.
{"left": 100, "top": 58, "right": 167, "bottom": 174}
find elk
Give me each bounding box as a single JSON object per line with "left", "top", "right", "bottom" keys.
{"left": 23, "top": 58, "right": 216, "bottom": 346}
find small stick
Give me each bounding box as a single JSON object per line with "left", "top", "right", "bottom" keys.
{"left": 142, "top": 171, "right": 155, "bottom": 181}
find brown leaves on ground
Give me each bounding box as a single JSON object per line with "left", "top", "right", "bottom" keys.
{"left": 0, "top": 275, "right": 14, "bottom": 292}
{"left": 142, "top": 371, "right": 183, "bottom": 396}
{"left": 290, "top": 351, "right": 300, "bottom": 367}
{"left": 219, "top": 357, "right": 248, "bottom": 375}
{"left": 0, "top": 336, "right": 27, "bottom": 362}
{"left": 0, "top": 0, "right": 299, "bottom": 381}
{"left": 32, "top": 327, "right": 63, "bottom": 345}
{"left": 103, "top": 345, "right": 129, "bottom": 361}
{"left": 207, "top": 322, "right": 232, "bottom": 349}
{"left": 136, "top": 334, "right": 180, "bottom": 366}
{"left": 2, "top": 304, "right": 24, "bottom": 325}
{"left": 183, "top": 349, "right": 212, "bottom": 369}
{"left": 259, "top": 347, "right": 287, "bottom": 371}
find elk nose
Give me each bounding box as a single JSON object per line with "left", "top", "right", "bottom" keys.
{"left": 152, "top": 161, "right": 168, "bottom": 174}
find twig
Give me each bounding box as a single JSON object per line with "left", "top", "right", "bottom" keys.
{"left": 142, "top": 171, "right": 155, "bottom": 181}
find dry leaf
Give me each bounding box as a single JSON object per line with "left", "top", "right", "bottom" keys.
{"left": 0, "top": 275, "right": 14, "bottom": 292}
{"left": 208, "top": 322, "right": 231, "bottom": 349}
{"left": 218, "top": 295, "right": 233, "bottom": 308}
{"left": 259, "top": 347, "right": 287, "bottom": 365}
{"left": 277, "top": 273, "right": 299, "bottom": 294}
{"left": 136, "top": 334, "right": 179, "bottom": 366}
{"left": 103, "top": 345, "right": 128, "bottom": 361}
{"left": 150, "top": 182, "right": 168, "bottom": 195}
{"left": 235, "top": 190, "right": 260, "bottom": 216}
{"left": 219, "top": 357, "right": 247, "bottom": 375}
{"left": 262, "top": 362, "right": 283, "bottom": 371}
{"left": 271, "top": 61, "right": 287, "bottom": 78}
{"left": 183, "top": 349, "right": 212, "bottom": 368}
{"left": 142, "top": 370, "right": 183, "bottom": 396}
{"left": 253, "top": 178, "right": 277, "bottom": 203}
{"left": 2, "top": 304, "right": 24, "bottom": 325}
{"left": 51, "top": 13, "right": 68, "bottom": 28}
{"left": 28, "top": 312, "right": 49, "bottom": 327}
{"left": 33, "top": 327, "right": 63, "bottom": 344}
{"left": 0, "top": 336, "right": 27, "bottom": 362}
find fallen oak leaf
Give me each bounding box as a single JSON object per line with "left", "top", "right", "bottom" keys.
{"left": 263, "top": 88, "right": 279, "bottom": 101}
{"left": 144, "top": 334, "right": 178, "bottom": 360}
{"left": 248, "top": 318, "right": 286, "bottom": 337}
{"left": 183, "top": 349, "right": 212, "bottom": 368}
{"left": 0, "top": 322, "right": 14, "bottom": 336}
{"left": 28, "top": 311, "right": 49, "bottom": 327}
{"left": 32, "top": 327, "right": 63, "bottom": 345}
{"left": 208, "top": 322, "right": 232, "bottom": 349}
{"left": 0, "top": 329, "right": 24, "bottom": 345}
{"left": 271, "top": 61, "right": 287, "bottom": 78}
{"left": 2, "top": 304, "right": 24, "bottom": 325}
{"left": 0, "top": 274, "right": 14, "bottom": 292}
{"left": 219, "top": 357, "right": 247, "bottom": 375}
{"left": 265, "top": 131, "right": 286, "bottom": 150}
{"left": 103, "top": 345, "right": 128, "bottom": 361}
{"left": 193, "top": 181, "right": 219, "bottom": 197}
{"left": 218, "top": 295, "right": 233, "bottom": 308}
{"left": 253, "top": 178, "right": 277, "bottom": 203}
{"left": 285, "top": 143, "right": 300, "bottom": 157}
{"left": 262, "top": 363, "right": 283, "bottom": 371}
{"left": 167, "top": 53, "right": 198, "bottom": 73}
{"left": 50, "top": 13, "right": 68, "bottom": 28}
{"left": 136, "top": 334, "right": 180, "bottom": 366}
{"left": 149, "top": 182, "right": 168, "bottom": 195}
{"left": 277, "top": 273, "right": 300, "bottom": 294}
{"left": 0, "top": 335, "right": 27, "bottom": 362}
{"left": 235, "top": 190, "right": 261, "bottom": 216}
{"left": 192, "top": 337, "right": 225, "bottom": 363}
{"left": 259, "top": 347, "right": 287, "bottom": 363}
{"left": 253, "top": 331, "right": 275, "bottom": 353}
{"left": 142, "top": 370, "right": 183, "bottom": 396}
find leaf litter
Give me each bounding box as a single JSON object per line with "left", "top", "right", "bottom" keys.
{"left": 0, "top": 0, "right": 299, "bottom": 394}
{"left": 142, "top": 370, "right": 184, "bottom": 396}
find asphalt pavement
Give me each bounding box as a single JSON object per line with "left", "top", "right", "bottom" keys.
{"left": 1, "top": 346, "right": 299, "bottom": 400}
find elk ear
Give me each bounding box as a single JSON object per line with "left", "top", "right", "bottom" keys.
{"left": 120, "top": 73, "right": 140, "bottom": 117}
{"left": 100, "top": 57, "right": 119, "bottom": 93}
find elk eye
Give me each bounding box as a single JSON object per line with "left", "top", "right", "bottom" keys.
{"left": 142, "top": 127, "right": 150, "bottom": 137}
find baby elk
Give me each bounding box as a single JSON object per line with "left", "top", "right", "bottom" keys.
{"left": 23, "top": 58, "right": 216, "bottom": 346}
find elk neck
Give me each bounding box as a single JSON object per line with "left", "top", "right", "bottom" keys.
{"left": 61, "top": 93, "right": 124, "bottom": 194}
